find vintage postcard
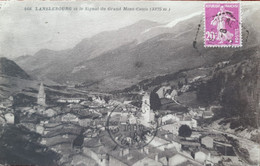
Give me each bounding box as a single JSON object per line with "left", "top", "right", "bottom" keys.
{"left": 0, "top": 1, "right": 259, "bottom": 166}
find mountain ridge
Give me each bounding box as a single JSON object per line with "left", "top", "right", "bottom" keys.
{"left": 13, "top": 8, "right": 260, "bottom": 91}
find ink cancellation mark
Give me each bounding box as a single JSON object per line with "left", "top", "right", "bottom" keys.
{"left": 106, "top": 100, "right": 158, "bottom": 150}
{"left": 204, "top": 3, "right": 242, "bottom": 47}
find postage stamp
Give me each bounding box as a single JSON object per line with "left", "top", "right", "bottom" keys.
{"left": 204, "top": 3, "right": 241, "bottom": 47}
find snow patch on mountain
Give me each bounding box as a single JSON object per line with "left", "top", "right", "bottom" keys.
{"left": 142, "top": 11, "right": 202, "bottom": 34}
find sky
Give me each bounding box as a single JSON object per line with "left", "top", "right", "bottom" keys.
{"left": 0, "top": 1, "right": 259, "bottom": 58}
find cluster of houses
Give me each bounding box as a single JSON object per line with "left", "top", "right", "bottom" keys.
{"left": 68, "top": 91, "right": 239, "bottom": 166}
{"left": 155, "top": 86, "right": 219, "bottom": 120}
{"left": 188, "top": 106, "right": 222, "bottom": 120}
{"left": 81, "top": 130, "right": 241, "bottom": 166}
{"left": 57, "top": 96, "right": 107, "bottom": 105}
{"left": 159, "top": 113, "right": 198, "bottom": 135}
{"left": 77, "top": 129, "right": 241, "bottom": 166}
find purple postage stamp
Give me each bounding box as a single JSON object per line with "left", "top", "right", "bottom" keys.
{"left": 204, "top": 3, "right": 241, "bottom": 47}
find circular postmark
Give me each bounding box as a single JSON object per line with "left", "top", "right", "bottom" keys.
{"left": 106, "top": 104, "right": 158, "bottom": 149}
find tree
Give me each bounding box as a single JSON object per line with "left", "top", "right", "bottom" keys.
{"left": 104, "top": 96, "right": 110, "bottom": 104}
{"left": 150, "top": 92, "right": 161, "bottom": 110}
{"left": 178, "top": 125, "right": 192, "bottom": 138}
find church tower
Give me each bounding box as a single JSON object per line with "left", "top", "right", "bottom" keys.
{"left": 141, "top": 92, "right": 154, "bottom": 125}
{"left": 37, "top": 83, "right": 46, "bottom": 106}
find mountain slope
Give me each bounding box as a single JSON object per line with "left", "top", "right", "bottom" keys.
{"left": 14, "top": 8, "right": 260, "bottom": 92}
{"left": 16, "top": 15, "right": 208, "bottom": 90}
{"left": 50, "top": 14, "right": 241, "bottom": 91}
{"left": 0, "top": 58, "right": 37, "bottom": 100}
{"left": 197, "top": 46, "right": 260, "bottom": 128}
{"left": 0, "top": 57, "right": 30, "bottom": 79}
{"left": 14, "top": 20, "right": 160, "bottom": 80}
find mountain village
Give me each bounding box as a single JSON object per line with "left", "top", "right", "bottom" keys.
{"left": 0, "top": 3, "right": 260, "bottom": 165}
{"left": 0, "top": 82, "right": 251, "bottom": 166}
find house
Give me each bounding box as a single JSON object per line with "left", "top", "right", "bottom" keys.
{"left": 215, "top": 142, "right": 236, "bottom": 157}
{"left": 93, "top": 96, "right": 106, "bottom": 104}
{"left": 44, "top": 108, "right": 57, "bottom": 117}
{"left": 57, "top": 99, "right": 67, "bottom": 103}
{"left": 79, "top": 118, "right": 92, "bottom": 127}
{"left": 222, "top": 156, "right": 241, "bottom": 165}
{"left": 199, "top": 107, "right": 206, "bottom": 111}
{"left": 165, "top": 89, "right": 178, "bottom": 100}
{"left": 28, "top": 108, "right": 36, "bottom": 114}
{"left": 202, "top": 111, "right": 214, "bottom": 119}
{"left": 37, "top": 106, "right": 46, "bottom": 114}
{"left": 0, "top": 116, "right": 5, "bottom": 125}
{"left": 193, "top": 148, "right": 221, "bottom": 164}
{"left": 202, "top": 109, "right": 214, "bottom": 119}
{"left": 208, "top": 105, "right": 222, "bottom": 112}
{"left": 21, "top": 122, "right": 36, "bottom": 131}
{"left": 84, "top": 146, "right": 109, "bottom": 166}
{"left": 57, "top": 98, "right": 82, "bottom": 104}
{"left": 206, "top": 154, "right": 222, "bottom": 165}
{"left": 132, "top": 157, "right": 163, "bottom": 166}
{"left": 109, "top": 156, "right": 128, "bottom": 166}
{"left": 71, "top": 154, "right": 97, "bottom": 166}
{"left": 190, "top": 132, "right": 201, "bottom": 139}
{"left": 179, "top": 118, "right": 197, "bottom": 128}
{"left": 36, "top": 124, "right": 44, "bottom": 134}
{"left": 4, "top": 113, "right": 14, "bottom": 124}
{"left": 156, "top": 86, "right": 172, "bottom": 98}
{"left": 0, "top": 96, "right": 13, "bottom": 108}
{"left": 159, "top": 149, "right": 201, "bottom": 166}
{"left": 161, "top": 123, "right": 179, "bottom": 135}
{"left": 61, "top": 113, "right": 78, "bottom": 122}
{"left": 169, "top": 154, "right": 188, "bottom": 166}
{"left": 123, "top": 101, "right": 132, "bottom": 105}
{"left": 180, "top": 85, "right": 190, "bottom": 93}
{"left": 194, "top": 151, "right": 207, "bottom": 163}
{"left": 150, "top": 136, "right": 182, "bottom": 152}
{"left": 170, "top": 89, "right": 178, "bottom": 100}
{"left": 41, "top": 139, "right": 47, "bottom": 145}
{"left": 120, "top": 115, "right": 128, "bottom": 125}
{"left": 181, "top": 140, "right": 201, "bottom": 149}
{"left": 128, "top": 114, "right": 137, "bottom": 124}
{"left": 162, "top": 114, "right": 180, "bottom": 124}
{"left": 196, "top": 111, "right": 203, "bottom": 118}
{"left": 201, "top": 136, "right": 214, "bottom": 149}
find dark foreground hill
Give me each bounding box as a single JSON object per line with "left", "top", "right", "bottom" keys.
{"left": 0, "top": 57, "right": 30, "bottom": 80}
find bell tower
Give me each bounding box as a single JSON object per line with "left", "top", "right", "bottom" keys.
{"left": 37, "top": 83, "right": 46, "bottom": 106}
{"left": 141, "top": 92, "right": 154, "bottom": 125}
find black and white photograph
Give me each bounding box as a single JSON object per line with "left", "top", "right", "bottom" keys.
{"left": 0, "top": 1, "right": 259, "bottom": 166}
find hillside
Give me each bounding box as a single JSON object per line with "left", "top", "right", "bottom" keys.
{"left": 16, "top": 15, "right": 236, "bottom": 91}
{"left": 14, "top": 15, "right": 209, "bottom": 89}
{"left": 0, "top": 57, "right": 30, "bottom": 80}
{"left": 197, "top": 46, "right": 260, "bottom": 128}
{"left": 117, "top": 45, "right": 260, "bottom": 130}
{"left": 14, "top": 8, "right": 260, "bottom": 92}
{"left": 0, "top": 58, "right": 34, "bottom": 99}
{"left": 14, "top": 20, "right": 160, "bottom": 81}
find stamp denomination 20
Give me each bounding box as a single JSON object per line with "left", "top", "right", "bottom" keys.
{"left": 204, "top": 3, "right": 241, "bottom": 47}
